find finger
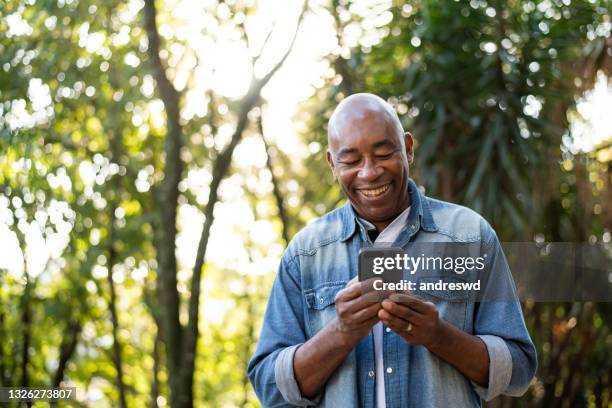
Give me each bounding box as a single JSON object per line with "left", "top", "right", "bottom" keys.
{"left": 378, "top": 308, "right": 414, "bottom": 330}
{"left": 351, "top": 302, "right": 382, "bottom": 324}
{"left": 359, "top": 277, "right": 383, "bottom": 293}
{"left": 381, "top": 300, "right": 424, "bottom": 324}
{"left": 385, "top": 318, "right": 416, "bottom": 337}
{"left": 344, "top": 292, "right": 382, "bottom": 314}
{"left": 398, "top": 287, "right": 414, "bottom": 296}
{"left": 355, "top": 315, "right": 380, "bottom": 330}
{"left": 335, "top": 283, "right": 362, "bottom": 302}
{"left": 388, "top": 293, "right": 432, "bottom": 314}
{"left": 338, "top": 277, "right": 383, "bottom": 303}
{"left": 362, "top": 285, "right": 392, "bottom": 304}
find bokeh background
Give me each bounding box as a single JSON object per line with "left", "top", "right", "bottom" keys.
{"left": 1, "top": 0, "right": 611, "bottom": 406}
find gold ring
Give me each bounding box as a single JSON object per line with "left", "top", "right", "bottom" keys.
{"left": 405, "top": 323, "right": 412, "bottom": 333}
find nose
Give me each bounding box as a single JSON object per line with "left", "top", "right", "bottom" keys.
{"left": 358, "top": 157, "right": 383, "bottom": 180}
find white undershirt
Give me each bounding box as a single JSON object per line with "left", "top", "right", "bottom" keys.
{"left": 358, "top": 206, "right": 411, "bottom": 408}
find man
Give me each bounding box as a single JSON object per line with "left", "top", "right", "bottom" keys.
{"left": 247, "top": 93, "right": 537, "bottom": 407}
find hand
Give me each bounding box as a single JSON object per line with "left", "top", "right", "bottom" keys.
{"left": 332, "top": 277, "right": 388, "bottom": 349}
{"left": 378, "top": 293, "right": 442, "bottom": 348}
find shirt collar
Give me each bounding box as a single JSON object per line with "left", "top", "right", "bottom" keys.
{"left": 357, "top": 205, "right": 411, "bottom": 243}
{"left": 340, "top": 178, "right": 438, "bottom": 242}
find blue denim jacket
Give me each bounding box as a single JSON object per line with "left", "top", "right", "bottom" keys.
{"left": 248, "top": 179, "right": 537, "bottom": 407}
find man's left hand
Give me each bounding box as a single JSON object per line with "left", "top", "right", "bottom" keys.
{"left": 378, "top": 293, "right": 442, "bottom": 348}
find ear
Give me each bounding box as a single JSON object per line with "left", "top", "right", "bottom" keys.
{"left": 326, "top": 149, "right": 336, "bottom": 173}
{"left": 404, "top": 132, "right": 414, "bottom": 164}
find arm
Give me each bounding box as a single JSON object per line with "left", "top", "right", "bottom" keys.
{"left": 470, "top": 234, "right": 537, "bottom": 399}
{"left": 294, "top": 278, "right": 382, "bottom": 397}
{"left": 248, "top": 255, "right": 382, "bottom": 406}
{"left": 292, "top": 318, "right": 356, "bottom": 397}
{"left": 379, "top": 233, "right": 537, "bottom": 400}
{"left": 428, "top": 320, "right": 489, "bottom": 385}
{"left": 247, "top": 255, "right": 313, "bottom": 407}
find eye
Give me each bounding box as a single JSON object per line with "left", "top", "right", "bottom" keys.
{"left": 376, "top": 152, "right": 395, "bottom": 160}
{"left": 340, "top": 159, "right": 360, "bottom": 166}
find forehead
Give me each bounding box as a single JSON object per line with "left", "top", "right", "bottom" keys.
{"left": 329, "top": 110, "right": 400, "bottom": 153}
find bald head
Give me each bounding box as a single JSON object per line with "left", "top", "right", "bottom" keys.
{"left": 325, "top": 93, "right": 414, "bottom": 231}
{"left": 328, "top": 93, "right": 405, "bottom": 147}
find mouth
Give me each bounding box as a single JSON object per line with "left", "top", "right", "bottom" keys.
{"left": 356, "top": 183, "right": 391, "bottom": 199}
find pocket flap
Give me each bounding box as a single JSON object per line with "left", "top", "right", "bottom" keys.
{"left": 304, "top": 282, "right": 346, "bottom": 310}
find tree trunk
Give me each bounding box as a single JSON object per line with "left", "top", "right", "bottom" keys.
{"left": 142, "top": 1, "right": 307, "bottom": 406}
{"left": 52, "top": 320, "right": 80, "bottom": 387}
{"left": 50, "top": 320, "right": 80, "bottom": 408}
{"left": 258, "top": 113, "right": 290, "bottom": 245}
{"left": 0, "top": 291, "right": 7, "bottom": 387}
{"left": 20, "top": 276, "right": 32, "bottom": 408}
{"left": 107, "top": 231, "right": 128, "bottom": 408}
{"left": 143, "top": 1, "right": 184, "bottom": 405}
{"left": 149, "top": 330, "right": 161, "bottom": 408}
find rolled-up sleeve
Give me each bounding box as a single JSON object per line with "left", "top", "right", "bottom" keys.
{"left": 247, "top": 254, "right": 321, "bottom": 407}
{"left": 471, "top": 230, "right": 538, "bottom": 401}
{"left": 275, "top": 344, "right": 322, "bottom": 406}
{"left": 472, "top": 334, "right": 513, "bottom": 400}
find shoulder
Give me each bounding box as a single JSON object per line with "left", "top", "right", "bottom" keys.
{"left": 426, "top": 196, "right": 496, "bottom": 243}
{"left": 284, "top": 205, "right": 347, "bottom": 259}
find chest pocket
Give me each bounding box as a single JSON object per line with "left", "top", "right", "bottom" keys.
{"left": 416, "top": 276, "right": 469, "bottom": 330}
{"left": 304, "top": 282, "right": 346, "bottom": 337}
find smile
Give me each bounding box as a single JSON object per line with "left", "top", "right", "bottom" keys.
{"left": 357, "top": 183, "right": 391, "bottom": 198}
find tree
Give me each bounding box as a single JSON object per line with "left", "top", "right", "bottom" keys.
{"left": 1, "top": 0, "right": 609, "bottom": 406}
{"left": 141, "top": 0, "right": 307, "bottom": 405}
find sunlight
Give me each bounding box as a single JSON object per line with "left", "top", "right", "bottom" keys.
{"left": 570, "top": 72, "right": 612, "bottom": 153}
{"left": 210, "top": 41, "right": 252, "bottom": 98}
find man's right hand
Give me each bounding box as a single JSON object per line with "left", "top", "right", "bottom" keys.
{"left": 333, "top": 277, "right": 387, "bottom": 349}
{"left": 293, "top": 277, "right": 387, "bottom": 399}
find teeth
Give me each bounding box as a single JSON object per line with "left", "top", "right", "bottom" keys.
{"left": 360, "top": 184, "right": 390, "bottom": 197}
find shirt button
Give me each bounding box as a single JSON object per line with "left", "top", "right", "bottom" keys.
{"left": 411, "top": 225, "right": 416, "bottom": 230}
{"left": 385, "top": 327, "right": 391, "bottom": 333}
{"left": 386, "top": 367, "right": 393, "bottom": 374}
{"left": 368, "top": 370, "right": 375, "bottom": 377}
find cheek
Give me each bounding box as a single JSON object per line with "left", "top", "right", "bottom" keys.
{"left": 337, "top": 171, "right": 357, "bottom": 189}
{"left": 389, "top": 163, "right": 408, "bottom": 181}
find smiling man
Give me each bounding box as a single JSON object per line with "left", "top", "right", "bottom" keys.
{"left": 248, "top": 93, "right": 536, "bottom": 407}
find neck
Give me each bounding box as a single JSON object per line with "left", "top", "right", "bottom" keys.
{"left": 366, "top": 202, "right": 411, "bottom": 232}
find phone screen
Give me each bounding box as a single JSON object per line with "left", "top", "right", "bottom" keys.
{"left": 358, "top": 246, "right": 405, "bottom": 283}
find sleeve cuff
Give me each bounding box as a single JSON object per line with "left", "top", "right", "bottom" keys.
{"left": 274, "top": 344, "right": 322, "bottom": 406}
{"left": 471, "top": 334, "right": 513, "bottom": 401}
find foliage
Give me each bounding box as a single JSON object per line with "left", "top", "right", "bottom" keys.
{"left": 0, "top": 0, "right": 610, "bottom": 407}
{"left": 297, "top": 1, "right": 612, "bottom": 406}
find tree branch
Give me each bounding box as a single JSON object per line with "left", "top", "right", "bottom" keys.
{"left": 253, "top": 23, "right": 276, "bottom": 63}
{"left": 328, "top": 1, "right": 358, "bottom": 94}
{"left": 143, "top": 0, "right": 181, "bottom": 108}
{"left": 181, "top": 0, "right": 309, "bottom": 402}
{"left": 51, "top": 321, "right": 80, "bottom": 387}
{"left": 258, "top": 112, "right": 290, "bottom": 245}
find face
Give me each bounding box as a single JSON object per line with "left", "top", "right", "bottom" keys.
{"left": 327, "top": 112, "right": 413, "bottom": 230}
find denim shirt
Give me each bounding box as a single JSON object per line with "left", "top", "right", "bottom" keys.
{"left": 248, "top": 179, "right": 537, "bottom": 407}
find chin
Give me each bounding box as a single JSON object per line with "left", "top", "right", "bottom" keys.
{"left": 359, "top": 207, "right": 394, "bottom": 222}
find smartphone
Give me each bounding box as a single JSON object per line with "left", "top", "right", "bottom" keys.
{"left": 358, "top": 246, "right": 405, "bottom": 284}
